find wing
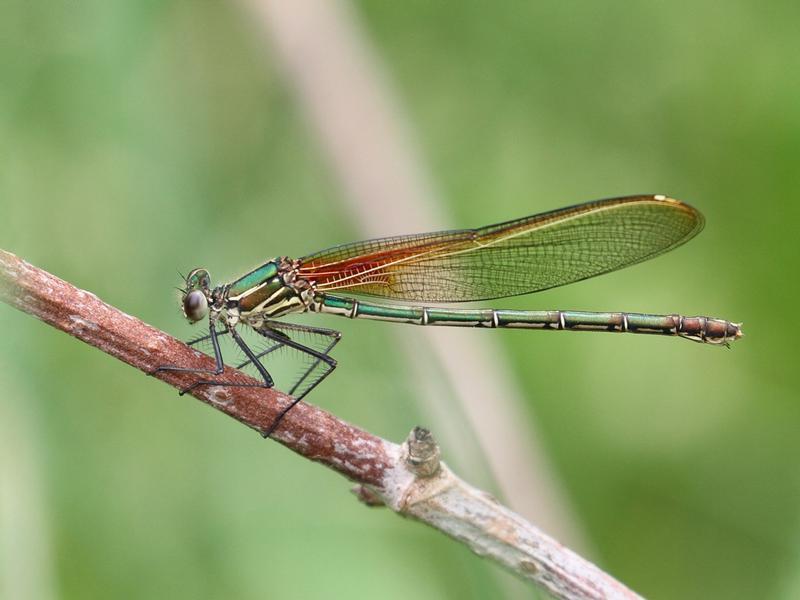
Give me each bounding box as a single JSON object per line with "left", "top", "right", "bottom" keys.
{"left": 298, "top": 195, "right": 704, "bottom": 303}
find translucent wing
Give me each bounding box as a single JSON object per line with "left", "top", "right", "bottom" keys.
{"left": 299, "top": 195, "right": 703, "bottom": 303}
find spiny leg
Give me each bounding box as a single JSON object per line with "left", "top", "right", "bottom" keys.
{"left": 286, "top": 326, "right": 340, "bottom": 397}
{"left": 186, "top": 329, "right": 225, "bottom": 347}
{"left": 158, "top": 319, "right": 339, "bottom": 436}
{"left": 151, "top": 320, "right": 226, "bottom": 380}
{"left": 236, "top": 323, "right": 340, "bottom": 393}
{"left": 252, "top": 322, "right": 341, "bottom": 397}
{"left": 234, "top": 339, "right": 283, "bottom": 370}
{"left": 180, "top": 323, "right": 275, "bottom": 395}
{"left": 254, "top": 323, "right": 340, "bottom": 438}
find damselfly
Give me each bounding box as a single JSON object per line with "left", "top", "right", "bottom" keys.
{"left": 156, "top": 195, "right": 741, "bottom": 435}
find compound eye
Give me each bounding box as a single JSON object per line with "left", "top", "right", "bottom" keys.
{"left": 183, "top": 290, "right": 208, "bottom": 322}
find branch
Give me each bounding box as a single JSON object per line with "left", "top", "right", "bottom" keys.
{"left": 0, "top": 249, "right": 642, "bottom": 600}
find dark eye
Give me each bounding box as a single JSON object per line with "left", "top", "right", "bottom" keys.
{"left": 183, "top": 290, "right": 208, "bottom": 322}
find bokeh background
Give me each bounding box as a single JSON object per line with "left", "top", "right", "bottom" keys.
{"left": 2, "top": 1, "right": 799, "bottom": 599}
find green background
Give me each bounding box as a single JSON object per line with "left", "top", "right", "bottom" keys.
{"left": 1, "top": 2, "right": 798, "bottom": 598}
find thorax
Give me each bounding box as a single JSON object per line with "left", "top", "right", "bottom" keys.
{"left": 222, "top": 257, "right": 314, "bottom": 325}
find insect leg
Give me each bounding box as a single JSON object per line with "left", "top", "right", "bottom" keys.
{"left": 180, "top": 322, "right": 275, "bottom": 395}
{"left": 254, "top": 324, "right": 340, "bottom": 438}
{"left": 151, "top": 320, "right": 227, "bottom": 379}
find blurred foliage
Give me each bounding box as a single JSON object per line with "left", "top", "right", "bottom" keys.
{"left": 1, "top": 1, "right": 798, "bottom": 598}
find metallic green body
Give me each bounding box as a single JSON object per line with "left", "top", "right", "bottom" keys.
{"left": 210, "top": 261, "right": 739, "bottom": 346}
{"left": 228, "top": 262, "right": 279, "bottom": 297}
{"left": 226, "top": 259, "right": 310, "bottom": 320}
{"left": 314, "top": 293, "right": 739, "bottom": 345}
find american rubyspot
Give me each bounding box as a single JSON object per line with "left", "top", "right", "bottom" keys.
{"left": 155, "top": 195, "right": 741, "bottom": 435}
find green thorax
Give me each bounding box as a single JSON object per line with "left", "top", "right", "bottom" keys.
{"left": 226, "top": 258, "right": 312, "bottom": 319}
{"left": 228, "top": 261, "right": 279, "bottom": 297}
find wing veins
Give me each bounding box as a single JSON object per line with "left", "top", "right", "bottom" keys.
{"left": 299, "top": 196, "right": 702, "bottom": 302}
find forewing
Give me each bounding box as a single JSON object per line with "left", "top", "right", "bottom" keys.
{"left": 299, "top": 195, "right": 703, "bottom": 302}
